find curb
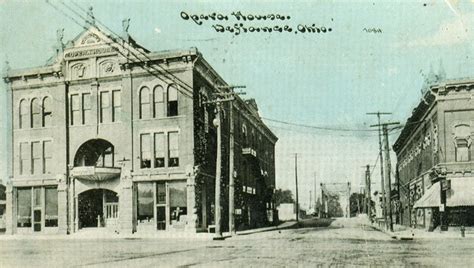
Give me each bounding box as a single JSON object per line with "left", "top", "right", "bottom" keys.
{"left": 368, "top": 224, "right": 414, "bottom": 241}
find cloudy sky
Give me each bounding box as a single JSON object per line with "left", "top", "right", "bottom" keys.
{"left": 1, "top": 0, "right": 473, "bottom": 209}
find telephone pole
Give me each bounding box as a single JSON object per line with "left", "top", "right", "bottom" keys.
{"left": 213, "top": 102, "right": 223, "bottom": 239}
{"left": 367, "top": 112, "right": 391, "bottom": 228}
{"left": 364, "top": 165, "right": 372, "bottom": 221}
{"left": 371, "top": 121, "right": 399, "bottom": 232}
{"left": 314, "top": 172, "right": 317, "bottom": 217}
{"left": 205, "top": 85, "right": 245, "bottom": 239}
{"left": 217, "top": 85, "right": 245, "bottom": 236}
{"left": 295, "top": 153, "right": 299, "bottom": 222}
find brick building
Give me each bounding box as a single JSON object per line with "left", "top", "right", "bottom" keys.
{"left": 393, "top": 68, "right": 474, "bottom": 230}
{"left": 2, "top": 22, "right": 277, "bottom": 235}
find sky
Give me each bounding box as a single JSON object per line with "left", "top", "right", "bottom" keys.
{"left": 1, "top": 0, "right": 473, "bottom": 209}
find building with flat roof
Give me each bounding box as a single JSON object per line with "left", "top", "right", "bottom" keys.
{"left": 2, "top": 20, "right": 277, "bottom": 235}
{"left": 393, "top": 68, "right": 474, "bottom": 230}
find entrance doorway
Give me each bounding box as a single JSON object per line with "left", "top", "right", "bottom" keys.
{"left": 78, "top": 189, "right": 118, "bottom": 229}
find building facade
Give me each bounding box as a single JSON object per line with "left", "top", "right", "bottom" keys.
{"left": 393, "top": 70, "right": 474, "bottom": 230}
{"left": 3, "top": 23, "right": 277, "bottom": 235}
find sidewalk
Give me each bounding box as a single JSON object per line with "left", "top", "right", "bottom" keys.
{"left": 0, "top": 222, "right": 297, "bottom": 241}
{"left": 368, "top": 220, "right": 474, "bottom": 240}
{"left": 231, "top": 221, "right": 298, "bottom": 236}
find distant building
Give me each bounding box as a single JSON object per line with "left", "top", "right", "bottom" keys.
{"left": 393, "top": 70, "right": 474, "bottom": 229}
{"left": 0, "top": 183, "right": 5, "bottom": 230}
{"left": 3, "top": 20, "right": 277, "bottom": 234}
{"left": 277, "top": 203, "right": 296, "bottom": 221}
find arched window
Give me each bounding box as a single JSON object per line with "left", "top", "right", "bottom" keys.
{"left": 30, "top": 98, "right": 41, "bottom": 128}
{"left": 139, "top": 87, "right": 151, "bottom": 119}
{"left": 42, "top": 97, "right": 52, "bottom": 127}
{"left": 167, "top": 85, "right": 178, "bottom": 117}
{"left": 19, "top": 99, "right": 28, "bottom": 129}
{"left": 153, "top": 85, "right": 164, "bottom": 118}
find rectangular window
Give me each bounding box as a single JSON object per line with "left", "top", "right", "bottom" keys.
{"left": 137, "top": 182, "right": 154, "bottom": 223}
{"left": 154, "top": 133, "right": 165, "bottom": 168}
{"left": 82, "top": 93, "right": 92, "bottom": 125}
{"left": 45, "top": 187, "right": 58, "bottom": 227}
{"left": 43, "top": 140, "right": 52, "bottom": 174}
{"left": 156, "top": 182, "right": 166, "bottom": 205}
{"left": 31, "top": 142, "right": 41, "bottom": 175}
{"left": 100, "top": 91, "right": 111, "bottom": 123}
{"left": 19, "top": 142, "right": 29, "bottom": 175}
{"left": 140, "top": 133, "right": 151, "bottom": 168}
{"left": 17, "top": 188, "right": 32, "bottom": 227}
{"left": 168, "top": 132, "right": 179, "bottom": 167}
{"left": 167, "top": 86, "right": 178, "bottom": 117}
{"left": 33, "top": 187, "right": 42, "bottom": 207}
{"left": 169, "top": 182, "right": 187, "bottom": 224}
{"left": 456, "top": 139, "right": 469, "bottom": 162}
{"left": 70, "top": 94, "right": 80, "bottom": 126}
{"left": 112, "top": 90, "right": 121, "bottom": 122}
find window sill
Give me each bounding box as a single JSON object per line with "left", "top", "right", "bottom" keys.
{"left": 135, "top": 115, "right": 185, "bottom": 122}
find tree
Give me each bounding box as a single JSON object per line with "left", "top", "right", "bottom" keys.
{"left": 273, "top": 189, "right": 294, "bottom": 207}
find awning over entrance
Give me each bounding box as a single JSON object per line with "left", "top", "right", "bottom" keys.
{"left": 71, "top": 166, "right": 121, "bottom": 181}
{"left": 413, "top": 178, "right": 474, "bottom": 208}
{"left": 413, "top": 182, "right": 440, "bottom": 208}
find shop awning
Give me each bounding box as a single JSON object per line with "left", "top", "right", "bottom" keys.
{"left": 413, "top": 178, "right": 474, "bottom": 208}
{"left": 413, "top": 182, "right": 440, "bottom": 208}
{"left": 446, "top": 177, "right": 474, "bottom": 207}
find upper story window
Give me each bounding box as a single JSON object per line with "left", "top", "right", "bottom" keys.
{"left": 100, "top": 91, "right": 111, "bottom": 123}
{"left": 168, "top": 131, "right": 179, "bottom": 167}
{"left": 30, "top": 98, "right": 41, "bottom": 128}
{"left": 112, "top": 90, "right": 121, "bottom": 122}
{"left": 19, "top": 140, "right": 53, "bottom": 175}
{"left": 140, "top": 133, "right": 152, "bottom": 168}
{"left": 140, "top": 131, "right": 180, "bottom": 169}
{"left": 167, "top": 85, "right": 178, "bottom": 117}
{"left": 19, "top": 142, "right": 29, "bottom": 175}
{"left": 19, "top": 99, "right": 28, "bottom": 129}
{"left": 242, "top": 124, "right": 248, "bottom": 147}
{"left": 82, "top": 93, "right": 92, "bottom": 124}
{"left": 31, "top": 141, "right": 41, "bottom": 175}
{"left": 454, "top": 124, "right": 471, "bottom": 162}
{"left": 154, "top": 133, "right": 165, "bottom": 168}
{"left": 139, "top": 87, "right": 151, "bottom": 119}
{"left": 43, "top": 140, "right": 52, "bottom": 174}
{"left": 42, "top": 97, "right": 52, "bottom": 127}
{"left": 70, "top": 94, "right": 80, "bottom": 126}
{"left": 153, "top": 86, "right": 164, "bottom": 118}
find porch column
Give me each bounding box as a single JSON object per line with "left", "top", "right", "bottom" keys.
{"left": 119, "top": 172, "right": 133, "bottom": 234}
{"left": 186, "top": 174, "right": 197, "bottom": 232}
{"left": 5, "top": 182, "right": 14, "bottom": 235}
{"left": 57, "top": 174, "right": 68, "bottom": 234}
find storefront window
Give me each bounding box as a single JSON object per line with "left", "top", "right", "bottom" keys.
{"left": 17, "top": 188, "right": 32, "bottom": 227}
{"left": 169, "top": 182, "right": 187, "bottom": 224}
{"left": 137, "top": 182, "right": 154, "bottom": 223}
{"left": 45, "top": 187, "right": 58, "bottom": 227}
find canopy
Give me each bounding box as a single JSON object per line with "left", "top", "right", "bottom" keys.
{"left": 413, "top": 182, "right": 440, "bottom": 208}
{"left": 413, "top": 178, "right": 474, "bottom": 208}
{"left": 446, "top": 177, "right": 474, "bottom": 207}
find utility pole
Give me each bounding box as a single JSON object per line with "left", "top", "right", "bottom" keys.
{"left": 372, "top": 121, "right": 399, "bottom": 232}
{"left": 217, "top": 85, "right": 245, "bottom": 236}
{"left": 213, "top": 102, "right": 223, "bottom": 239}
{"left": 295, "top": 154, "right": 299, "bottom": 222}
{"left": 367, "top": 112, "right": 391, "bottom": 228}
{"left": 205, "top": 85, "right": 245, "bottom": 239}
{"left": 347, "top": 182, "right": 351, "bottom": 218}
{"left": 314, "top": 172, "right": 317, "bottom": 217}
{"left": 366, "top": 165, "right": 372, "bottom": 221}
